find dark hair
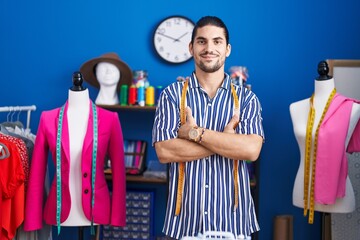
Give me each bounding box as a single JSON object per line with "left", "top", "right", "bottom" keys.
{"left": 191, "top": 16, "right": 229, "bottom": 45}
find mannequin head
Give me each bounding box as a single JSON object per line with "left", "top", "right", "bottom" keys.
{"left": 95, "top": 62, "right": 121, "bottom": 88}
{"left": 80, "top": 52, "right": 133, "bottom": 93}
{"left": 91, "top": 62, "right": 122, "bottom": 104}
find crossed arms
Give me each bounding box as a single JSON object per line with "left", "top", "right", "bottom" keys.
{"left": 154, "top": 107, "right": 263, "bottom": 164}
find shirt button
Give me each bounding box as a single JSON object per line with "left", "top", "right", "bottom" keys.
{"left": 83, "top": 173, "right": 88, "bottom": 178}
{"left": 204, "top": 211, "right": 208, "bottom": 215}
{"left": 84, "top": 189, "right": 89, "bottom": 194}
{"left": 205, "top": 185, "right": 209, "bottom": 188}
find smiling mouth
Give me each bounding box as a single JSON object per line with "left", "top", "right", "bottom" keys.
{"left": 201, "top": 53, "right": 217, "bottom": 58}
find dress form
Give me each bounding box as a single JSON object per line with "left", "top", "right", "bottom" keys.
{"left": 62, "top": 72, "right": 91, "bottom": 226}
{"left": 290, "top": 61, "right": 360, "bottom": 213}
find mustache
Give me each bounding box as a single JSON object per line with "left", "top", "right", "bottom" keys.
{"left": 200, "top": 51, "right": 217, "bottom": 56}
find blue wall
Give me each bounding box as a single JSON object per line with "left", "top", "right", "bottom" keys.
{"left": 1, "top": 0, "right": 360, "bottom": 239}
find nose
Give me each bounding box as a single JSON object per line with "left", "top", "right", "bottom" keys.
{"left": 203, "top": 42, "right": 215, "bottom": 53}
{"left": 105, "top": 67, "right": 112, "bottom": 74}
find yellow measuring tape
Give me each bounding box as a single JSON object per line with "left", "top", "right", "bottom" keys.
{"left": 175, "top": 79, "right": 239, "bottom": 215}
{"left": 231, "top": 84, "right": 239, "bottom": 211}
{"left": 175, "top": 80, "right": 188, "bottom": 216}
{"left": 304, "top": 88, "right": 336, "bottom": 223}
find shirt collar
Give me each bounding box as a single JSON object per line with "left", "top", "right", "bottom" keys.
{"left": 188, "top": 72, "right": 232, "bottom": 91}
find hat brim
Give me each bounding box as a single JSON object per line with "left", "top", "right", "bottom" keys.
{"left": 80, "top": 56, "right": 133, "bottom": 92}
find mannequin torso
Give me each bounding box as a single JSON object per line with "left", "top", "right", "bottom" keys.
{"left": 62, "top": 89, "right": 91, "bottom": 226}
{"left": 290, "top": 78, "right": 360, "bottom": 213}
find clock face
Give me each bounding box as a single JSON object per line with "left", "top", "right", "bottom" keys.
{"left": 153, "top": 16, "right": 195, "bottom": 64}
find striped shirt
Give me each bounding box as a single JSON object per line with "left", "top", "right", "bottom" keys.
{"left": 152, "top": 73, "right": 264, "bottom": 239}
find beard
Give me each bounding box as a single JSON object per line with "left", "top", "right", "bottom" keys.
{"left": 197, "top": 60, "right": 222, "bottom": 73}
{"left": 196, "top": 51, "right": 224, "bottom": 73}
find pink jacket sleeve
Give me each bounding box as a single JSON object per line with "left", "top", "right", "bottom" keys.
{"left": 108, "top": 112, "right": 127, "bottom": 226}
{"left": 24, "top": 112, "right": 49, "bottom": 231}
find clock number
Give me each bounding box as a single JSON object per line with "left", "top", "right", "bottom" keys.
{"left": 173, "top": 18, "right": 181, "bottom": 25}
{"left": 157, "top": 28, "right": 165, "bottom": 34}
{"left": 174, "top": 55, "right": 179, "bottom": 62}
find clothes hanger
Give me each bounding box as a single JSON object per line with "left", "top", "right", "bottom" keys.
{"left": 1, "top": 107, "right": 24, "bottom": 130}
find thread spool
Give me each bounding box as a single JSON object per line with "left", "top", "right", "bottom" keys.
{"left": 146, "top": 86, "right": 155, "bottom": 106}
{"left": 155, "top": 86, "right": 163, "bottom": 105}
{"left": 138, "top": 86, "right": 145, "bottom": 106}
{"left": 128, "top": 85, "right": 137, "bottom": 105}
{"left": 119, "top": 85, "right": 128, "bottom": 106}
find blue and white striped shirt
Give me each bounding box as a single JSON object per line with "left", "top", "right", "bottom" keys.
{"left": 152, "top": 73, "right": 264, "bottom": 239}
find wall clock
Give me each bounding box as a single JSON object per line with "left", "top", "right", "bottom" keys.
{"left": 153, "top": 16, "right": 195, "bottom": 64}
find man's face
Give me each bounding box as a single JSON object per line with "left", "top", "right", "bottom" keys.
{"left": 189, "top": 25, "right": 231, "bottom": 73}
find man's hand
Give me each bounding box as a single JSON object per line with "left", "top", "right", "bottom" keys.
{"left": 224, "top": 114, "right": 239, "bottom": 133}
{"left": 178, "top": 107, "right": 196, "bottom": 140}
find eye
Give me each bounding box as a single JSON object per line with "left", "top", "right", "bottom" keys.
{"left": 214, "top": 40, "right": 221, "bottom": 45}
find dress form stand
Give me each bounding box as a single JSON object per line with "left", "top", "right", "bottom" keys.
{"left": 316, "top": 61, "right": 360, "bottom": 240}
{"left": 290, "top": 61, "right": 360, "bottom": 240}
{"left": 316, "top": 61, "right": 333, "bottom": 240}
{"left": 64, "top": 72, "right": 97, "bottom": 240}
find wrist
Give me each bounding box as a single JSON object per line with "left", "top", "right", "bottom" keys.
{"left": 198, "top": 128, "right": 205, "bottom": 143}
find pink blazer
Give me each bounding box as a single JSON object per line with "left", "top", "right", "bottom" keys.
{"left": 24, "top": 102, "right": 126, "bottom": 231}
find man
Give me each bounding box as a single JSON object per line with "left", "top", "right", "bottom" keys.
{"left": 152, "top": 16, "right": 264, "bottom": 240}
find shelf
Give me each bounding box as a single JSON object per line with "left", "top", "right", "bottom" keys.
{"left": 98, "top": 104, "right": 156, "bottom": 111}
{"left": 104, "top": 169, "right": 167, "bottom": 184}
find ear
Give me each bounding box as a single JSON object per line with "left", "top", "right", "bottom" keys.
{"left": 189, "top": 42, "right": 194, "bottom": 56}
{"left": 226, "top": 44, "right": 231, "bottom": 57}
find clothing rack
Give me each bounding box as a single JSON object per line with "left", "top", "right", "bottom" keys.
{"left": 0, "top": 105, "right": 37, "bottom": 129}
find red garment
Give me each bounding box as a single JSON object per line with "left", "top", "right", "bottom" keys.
{"left": 0, "top": 138, "right": 25, "bottom": 240}
{"left": 0, "top": 134, "right": 29, "bottom": 189}
{"left": 2, "top": 184, "right": 24, "bottom": 240}
{"left": 0, "top": 186, "right": 2, "bottom": 240}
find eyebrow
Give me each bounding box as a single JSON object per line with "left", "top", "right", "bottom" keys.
{"left": 195, "top": 36, "right": 224, "bottom": 41}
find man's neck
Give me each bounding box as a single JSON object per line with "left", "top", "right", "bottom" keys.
{"left": 195, "top": 69, "right": 225, "bottom": 98}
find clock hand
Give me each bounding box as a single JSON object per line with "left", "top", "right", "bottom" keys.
{"left": 174, "top": 32, "right": 189, "bottom": 42}
{"left": 157, "top": 32, "right": 179, "bottom": 42}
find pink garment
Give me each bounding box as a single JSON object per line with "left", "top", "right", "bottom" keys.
{"left": 315, "top": 93, "right": 360, "bottom": 204}
{"left": 24, "top": 102, "right": 126, "bottom": 231}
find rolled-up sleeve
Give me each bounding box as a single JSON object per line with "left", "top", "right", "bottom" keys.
{"left": 152, "top": 87, "right": 181, "bottom": 146}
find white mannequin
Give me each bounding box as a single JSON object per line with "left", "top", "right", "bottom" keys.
{"left": 290, "top": 77, "right": 360, "bottom": 213}
{"left": 62, "top": 88, "right": 91, "bottom": 226}
{"left": 95, "top": 62, "right": 121, "bottom": 105}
